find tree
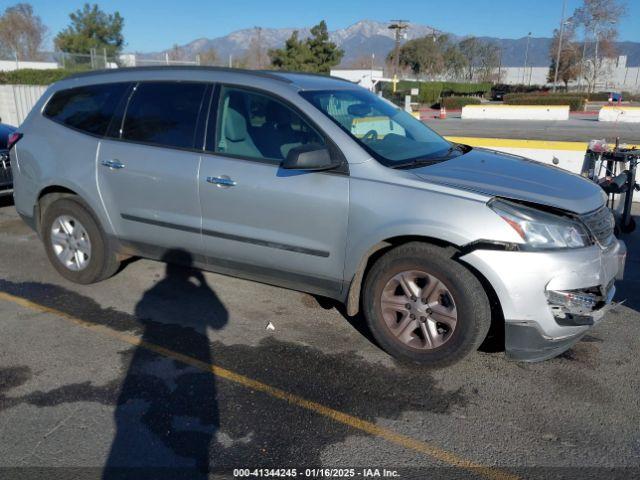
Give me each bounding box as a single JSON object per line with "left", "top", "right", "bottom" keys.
{"left": 476, "top": 42, "right": 501, "bottom": 82}
{"left": 547, "top": 25, "right": 581, "bottom": 89}
{"left": 242, "top": 27, "right": 269, "bottom": 69}
{"left": 305, "top": 21, "right": 343, "bottom": 73}
{"left": 269, "top": 30, "right": 312, "bottom": 71}
{"left": 458, "top": 37, "right": 483, "bottom": 81}
{"left": 390, "top": 35, "right": 444, "bottom": 78}
{"left": 347, "top": 55, "right": 375, "bottom": 69}
{"left": 442, "top": 44, "right": 468, "bottom": 80}
{"left": 0, "top": 3, "right": 47, "bottom": 61}
{"left": 168, "top": 44, "right": 186, "bottom": 62}
{"left": 458, "top": 37, "right": 501, "bottom": 82}
{"left": 386, "top": 34, "right": 467, "bottom": 80}
{"left": 54, "top": 3, "right": 124, "bottom": 58}
{"left": 199, "top": 47, "right": 218, "bottom": 66}
{"left": 572, "top": 0, "right": 627, "bottom": 91}
{"left": 269, "top": 20, "right": 343, "bottom": 73}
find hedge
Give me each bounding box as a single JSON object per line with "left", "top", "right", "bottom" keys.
{"left": 587, "top": 92, "right": 612, "bottom": 101}
{"left": 504, "top": 91, "right": 640, "bottom": 103}
{"left": 589, "top": 91, "right": 640, "bottom": 102}
{"left": 0, "top": 68, "right": 84, "bottom": 85}
{"left": 491, "top": 83, "right": 550, "bottom": 95}
{"left": 382, "top": 80, "right": 492, "bottom": 106}
{"left": 441, "top": 96, "right": 481, "bottom": 109}
{"left": 503, "top": 92, "right": 590, "bottom": 101}
{"left": 504, "top": 94, "right": 586, "bottom": 111}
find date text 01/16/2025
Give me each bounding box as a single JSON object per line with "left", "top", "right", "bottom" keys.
{"left": 233, "top": 468, "right": 400, "bottom": 478}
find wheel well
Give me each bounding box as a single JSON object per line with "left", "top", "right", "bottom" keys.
{"left": 346, "top": 235, "right": 458, "bottom": 317}
{"left": 35, "top": 186, "right": 79, "bottom": 233}
{"left": 346, "top": 235, "right": 505, "bottom": 350}
{"left": 455, "top": 260, "right": 505, "bottom": 352}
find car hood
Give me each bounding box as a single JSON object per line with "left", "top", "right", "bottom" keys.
{"left": 410, "top": 148, "right": 603, "bottom": 214}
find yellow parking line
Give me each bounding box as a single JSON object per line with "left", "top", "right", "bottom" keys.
{"left": 0, "top": 290, "right": 518, "bottom": 480}
{"left": 445, "top": 136, "right": 640, "bottom": 152}
{"left": 445, "top": 136, "right": 589, "bottom": 151}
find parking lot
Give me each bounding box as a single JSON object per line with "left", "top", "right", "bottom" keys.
{"left": 0, "top": 193, "right": 639, "bottom": 479}
{"left": 425, "top": 116, "right": 640, "bottom": 144}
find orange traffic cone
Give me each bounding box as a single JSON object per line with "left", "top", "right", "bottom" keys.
{"left": 439, "top": 106, "right": 447, "bottom": 119}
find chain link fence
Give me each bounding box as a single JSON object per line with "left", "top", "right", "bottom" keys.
{"left": 0, "top": 50, "right": 203, "bottom": 71}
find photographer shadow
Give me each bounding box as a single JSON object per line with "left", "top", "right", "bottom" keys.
{"left": 104, "top": 249, "right": 228, "bottom": 479}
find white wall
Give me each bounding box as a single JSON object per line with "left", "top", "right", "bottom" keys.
{"left": 498, "top": 56, "right": 640, "bottom": 93}
{"left": 461, "top": 105, "right": 570, "bottom": 120}
{"left": 499, "top": 66, "right": 549, "bottom": 86}
{"left": 0, "top": 84, "right": 48, "bottom": 126}
{"left": 330, "top": 69, "right": 384, "bottom": 91}
{"left": 0, "top": 60, "right": 58, "bottom": 72}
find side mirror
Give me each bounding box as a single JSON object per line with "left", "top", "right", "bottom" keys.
{"left": 282, "top": 145, "right": 341, "bottom": 171}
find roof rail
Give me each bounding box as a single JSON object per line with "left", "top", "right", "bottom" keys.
{"left": 64, "top": 65, "right": 294, "bottom": 83}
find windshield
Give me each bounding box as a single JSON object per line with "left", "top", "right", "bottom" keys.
{"left": 300, "top": 89, "right": 455, "bottom": 167}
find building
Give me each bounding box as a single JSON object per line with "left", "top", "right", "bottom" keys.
{"left": 498, "top": 55, "right": 640, "bottom": 93}
{"left": 330, "top": 69, "right": 385, "bottom": 91}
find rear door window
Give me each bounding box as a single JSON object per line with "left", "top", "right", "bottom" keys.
{"left": 44, "top": 82, "right": 130, "bottom": 136}
{"left": 121, "top": 82, "right": 208, "bottom": 149}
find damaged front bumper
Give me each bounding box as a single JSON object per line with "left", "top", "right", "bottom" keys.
{"left": 461, "top": 239, "right": 626, "bottom": 362}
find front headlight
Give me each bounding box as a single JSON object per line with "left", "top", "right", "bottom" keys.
{"left": 489, "top": 198, "right": 592, "bottom": 249}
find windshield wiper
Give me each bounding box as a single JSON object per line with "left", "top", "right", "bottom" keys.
{"left": 391, "top": 144, "right": 465, "bottom": 170}
{"left": 393, "top": 158, "right": 443, "bottom": 169}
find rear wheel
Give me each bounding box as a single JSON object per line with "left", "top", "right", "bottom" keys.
{"left": 362, "top": 242, "right": 491, "bottom": 367}
{"left": 41, "top": 197, "right": 119, "bottom": 284}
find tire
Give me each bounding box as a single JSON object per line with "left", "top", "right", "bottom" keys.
{"left": 41, "top": 197, "right": 120, "bottom": 284}
{"left": 362, "top": 242, "right": 491, "bottom": 367}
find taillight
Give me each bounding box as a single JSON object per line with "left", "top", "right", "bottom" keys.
{"left": 7, "top": 132, "right": 22, "bottom": 151}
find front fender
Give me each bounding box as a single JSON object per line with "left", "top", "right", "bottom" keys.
{"left": 344, "top": 176, "right": 521, "bottom": 283}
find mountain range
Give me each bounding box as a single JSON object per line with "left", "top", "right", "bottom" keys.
{"left": 150, "top": 19, "right": 640, "bottom": 68}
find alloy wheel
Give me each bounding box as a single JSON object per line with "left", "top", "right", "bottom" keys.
{"left": 50, "top": 215, "right": 92, "bottom": 271}
{"left": 380, "top": 269, "right": 457, "bottom": 350}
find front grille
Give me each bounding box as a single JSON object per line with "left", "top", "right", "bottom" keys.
{"left": 580, "top": 205, "right": 615, "bottom": 248}
{"left": 0, "top": 151, "right": 12, "bottom": 187}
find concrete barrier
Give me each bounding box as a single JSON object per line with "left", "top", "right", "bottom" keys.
{"left": 461, "top": 104, "right": 570, "bottom": 121}
{"left": 598, "top": 106, "right": 640, "bottom": 123}
{"left": 445, "top": 136, "right": 640, "bottom": 202}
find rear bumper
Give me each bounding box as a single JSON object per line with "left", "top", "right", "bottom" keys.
{"left": 461, "top": 239, "right": 626, "bottom": 361}
{"left": 17, "top": 210, "right": 36, "bottom": 231}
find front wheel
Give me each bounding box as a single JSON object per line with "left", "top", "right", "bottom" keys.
{"left": 362, "top": 242, "right": 491, "bottom": 367}
{"left": 41, "top": 197, "right": 120, "bottom": 284}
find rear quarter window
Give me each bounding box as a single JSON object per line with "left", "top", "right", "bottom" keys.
{"left": 44, "top": 82, "right": 130, "bottom": 136}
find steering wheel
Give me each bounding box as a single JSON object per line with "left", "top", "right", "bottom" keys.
{"left": 362, "top": 129, "right": 378, "bottom": 142}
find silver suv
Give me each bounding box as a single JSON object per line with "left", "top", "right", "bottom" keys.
{"left": 10, "top": 67, "right": 626, "bottom": 366}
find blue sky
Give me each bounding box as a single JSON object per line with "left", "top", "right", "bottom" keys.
{"left": 5, "top": 0, "right": 638, "bottom": 52}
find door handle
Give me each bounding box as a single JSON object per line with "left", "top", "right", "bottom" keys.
{"left": 207, "top": 175, "right": 236, "bottom": 188}
{"left": 101, "top": 159, "right": 125, "bottom": 170}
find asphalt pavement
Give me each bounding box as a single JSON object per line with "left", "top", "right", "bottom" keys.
{"left": 424, "top": 115, "right": 640, "bottom": 144}
{"left": 0, "top": 196, "right": 639, "bottom": 479}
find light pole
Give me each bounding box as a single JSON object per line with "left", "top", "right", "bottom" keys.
{"left": 552, "top": 0, "right": 567, "bottom": 92}
{"left": 523, "top": 32, "right": 531, "bottom": 84}
{"left": 388, "top": 20, "right": 409, "bottom": 92}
